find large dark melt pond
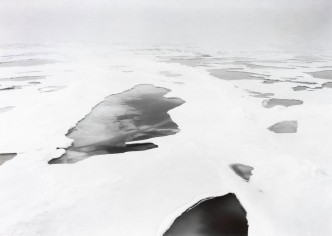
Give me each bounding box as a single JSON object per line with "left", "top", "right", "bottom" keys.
{"left": 49, "top": 84, "right": 185, "bottom": 164}
{"left": 164, "top": 193, "right": 248, "bottom": 236}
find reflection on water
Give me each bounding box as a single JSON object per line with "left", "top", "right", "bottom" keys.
{"left": 163, "top": 193, "right": 248, "bottom": 236}
{"left": 263, "top": 98, "right": 303, "bottom": 108}
{"left": 0, "top": 153, "right": 17, "bottom": 166}
{"left": 49, "top": 84, "right": 185, "bottom": 164}
{"left": 268, "top": 121, "right": 298, "bottom": 133}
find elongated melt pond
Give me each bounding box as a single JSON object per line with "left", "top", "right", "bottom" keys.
{"left": 263, "top": 98, "right": 303, "bottom": 108}
{"left": 49, "top": 84, "right": 185, "bottom": 164}
{"left": 163, "top": 193, "right": 248, "bottom": 236}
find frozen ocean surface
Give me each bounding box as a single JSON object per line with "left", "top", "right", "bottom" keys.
{"left": 0, "top": 43, "right": 332, "bottom": 236}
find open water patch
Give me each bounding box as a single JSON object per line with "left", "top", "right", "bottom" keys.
{"left": 163, "top": 193, "right": 248, "bottom": 236}
{"left": 49, "top": 84, "right": 185, "bottom": 164}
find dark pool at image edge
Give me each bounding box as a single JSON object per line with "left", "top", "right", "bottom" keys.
{"left": 163, "top": 193, "right": 248, "bottom": 236}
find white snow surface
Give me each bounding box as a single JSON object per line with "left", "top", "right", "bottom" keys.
{"left": 0, "top": 43, "right": 332, "bottom": 236}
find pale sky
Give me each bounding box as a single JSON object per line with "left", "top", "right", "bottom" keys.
{"left": 0, "top": 0, "right": 331, "bottom": 48}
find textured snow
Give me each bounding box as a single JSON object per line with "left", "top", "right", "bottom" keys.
{"left": 0, "top": 44, "right": 332, "bottom": 236}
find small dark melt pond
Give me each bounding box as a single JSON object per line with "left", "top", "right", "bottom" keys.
{"left": 50, "top": 84, "right": 185, "bottom": 164}
{"left": 163, "top": 193, "right": 248, "bottom": 236}
{"left": 230, "top": 164, "right": 254, "bottom": 182}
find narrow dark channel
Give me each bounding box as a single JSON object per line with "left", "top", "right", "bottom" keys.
{"left": 49, "top": 84, "right": 185, "bottom": 164}
{"left": 163, "top": 193, "right": 248, "bottom": 236}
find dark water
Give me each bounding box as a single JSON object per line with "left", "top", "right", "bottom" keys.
{"left": 263, "top": 99, "right": 303, "bottom": 108}
{"left": 268, "top": 121, "right": 298, "bottom": 133}
{"left": 209, "top": 69, "right": 265, "bottom": 81}
{"left": 0, "top": 153, "right": 17, "bottom": 166}
{"left": 230, "top": 164, "right": 254, "bottom": 181}
{"left": 307, "top": 70, "right": 332, "bottom": 80}
{"left": 49, "top": 84, "right": 185, "bottom": 164}
{"left": 0, "top": 76, "right": 46, "bottom": 82}
{"left": 163, "top": 193, "right": 248, "bottom": 236}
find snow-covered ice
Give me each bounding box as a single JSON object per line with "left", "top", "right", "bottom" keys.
{"left": 0, "top": 43, "right": 332, "bottom": 236}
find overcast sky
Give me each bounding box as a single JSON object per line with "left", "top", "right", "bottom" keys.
{"left": 1, "top": 0, "right": 331, "bottom": 49}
